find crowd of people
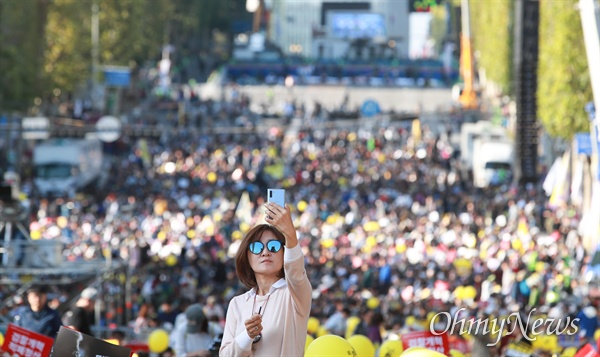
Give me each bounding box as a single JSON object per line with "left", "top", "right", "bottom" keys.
{"left": 0, "top": 86, "right": 597, "bottom": 357}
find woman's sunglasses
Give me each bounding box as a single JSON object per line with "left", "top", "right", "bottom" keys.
{"left": 249, "top": 240, "right": 283, "bottom": 255}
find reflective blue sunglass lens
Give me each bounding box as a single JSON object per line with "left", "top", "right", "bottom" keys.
{"left": 249, "top": 241, "right": 265, "bottom": 255}
{"left": 266, "top": 240, "right": 282, "bottom": 253}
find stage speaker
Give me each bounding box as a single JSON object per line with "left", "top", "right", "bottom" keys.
{"left": 514, "top": 0, "right": 540, "bottom": 185}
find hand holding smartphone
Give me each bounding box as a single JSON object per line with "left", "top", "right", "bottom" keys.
{"left": 267, "top": 188, "right": 285, "bottom": 208}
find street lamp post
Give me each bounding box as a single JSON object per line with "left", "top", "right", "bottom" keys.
{"left": 91, "top": 0, "right": 100, "bottom": 110}
{"left": 579, "top": 0, "right": 600, "bottom": 182}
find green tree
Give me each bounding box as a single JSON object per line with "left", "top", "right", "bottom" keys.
{"left": 98, "top": 0, "right": 173, "bottom": 66}
{"left": 469, "top": 0, "right": 512, "bottom": 95}
{"left": 538, "top": 0, "right": 592, "bottom": 139}
{"left": 2, "top": 0, "right": 243, "bottom": 112}
{"left": 429, "top": 4, "right": 448, "bottom": 56}
{"left": 0, "top": 0, "right": 49, "bottom": 111}
{"left": 44, "top": 0, "right": 91, "bottom": 95}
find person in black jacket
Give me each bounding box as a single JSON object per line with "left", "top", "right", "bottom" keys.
{"left": 63, "top": 287, "right": 97, "bottom": 336}
{"left": 13, "top": 285, "right": 62, "bottom": 338}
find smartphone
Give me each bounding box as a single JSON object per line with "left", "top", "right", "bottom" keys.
{"left": 267, "top": 188, "right": 285, "bottom": 208}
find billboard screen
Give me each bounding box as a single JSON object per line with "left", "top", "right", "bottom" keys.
{"left": 329, "top": 13, "right": 386, "bottom": 39}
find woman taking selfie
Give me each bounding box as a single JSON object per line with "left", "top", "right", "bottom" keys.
{"left": 220, "top": 202, "right": 312, "bottom": 356}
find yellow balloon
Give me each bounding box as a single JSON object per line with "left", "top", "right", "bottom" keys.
{"left": 348, "top": 334, "right": 376, "bottom": 357}
{"left": 0, "top": 332, "right": 3, "bottom": 347}
{"left": 232, "top": 230, "right": 242, "bottom": 240}
{"left": 147, "top": 329, "right": 169, "bottom": 353}
{"left": 30, "top": 230, "right": 41, "bottom": 240}
{"left": 511, "top": 239, "right": 522, "bottom": 251}
{"left": 531, "top": 334, "right": 545, "bottom": 350}
{"left": 561, "top": 347, "right": 577, "bottom": 357}
{"left": 326, "top": 214, "right": 337, "bottom": 225}
{"left": 450, "top": 349, "right": 466, "bottom": 357}
{"left": 346, "top": 316, "right": 361, "bottom": 338}
{"left": 157, "top": 231, "right": 167, "bottom": 241}
{"left": 546, "top": 334, "right": 559, "bottom": 352}
{"left": 366, "top": 236, "right": 377, "bottom": 248}
{"left": 307, "top": 317, "right": 320, "bottom": 334}
{"left": 379, "top": 339, "right": 404, "bottom": 357}
{"left": 165, "top": 255, "right": 178, "bottom": 267}
{"left": 463, "top": 286, "right": 477, "bottom": 300}
{"left": 207, "top": 172, "right": 217, "bottom": 183}
{"left": 535, "top": 261, "right": 546, "bottom": 273}
{"left": 321, "top": 238, "right": 335, "bottom": 249}
{"left": 305, "top": 334, "right": 314, "bottom": 351}
{"left": 367, "top": 296, "right": 380, "bottom": 310}
{"left": 297, "top": 200, "right": 307, "bottom": 212}
{"left": 213, "top": 211, "right": 223, "bottom": 223}
{"left": 363, "top": 221, "right": 380, "bottom": 232}
{"left": 240, "top": 222, "right": 250, "bottom": 233}
{"left": 405, "top": 316, "right": 416, "bottom": 327}
{"left": 396, "top": 243, "right": 407, "bottom": 253}
{"left": 316, "top": 326, "right": 329, "bottom": 337}
{"left": 454, "top": 286, "right": 466, "bottom": 300}
{"left": 595, "top": 328, "right": 600, "bottom": 342}
{"left": 305, "top": 335, "right": 357, "bottom": 357}
{"left": 400, "top": 347, "right": 445, "bottom": 357}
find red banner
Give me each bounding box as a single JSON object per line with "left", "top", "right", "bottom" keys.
{"left": 575, "top": 344, "right": 600, "bottom": 357}
{"left": 1, "top": 324, "right": 54, "bottom": 357}
{"left": 401, "top": 330, "right": 449, "bottom": 355}
{"left": 448, "top": 334, "right": 470, "bottom": 354}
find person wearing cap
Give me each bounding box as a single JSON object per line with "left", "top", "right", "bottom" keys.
{"left": 63, "top": 287, "right": 97, "bottom": 336}
{"left": 220, "top": 202, "right": 312, "bottom": 356}
{"left": 171, "top": 303, "right": 212, "bottom": 357}
{"left": 13, "top": 285, "right": 62, "bottom": 338}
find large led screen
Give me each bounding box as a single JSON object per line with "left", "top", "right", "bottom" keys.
{"left": 329, "top": 13, "right": 386, "bottom": 39}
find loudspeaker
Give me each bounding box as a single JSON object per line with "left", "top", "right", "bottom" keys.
{"left": 514, "top": 0, "right": 540, "bottom": 185}
{"left": 0, "top": 183, "right": 16, "bottom": 202}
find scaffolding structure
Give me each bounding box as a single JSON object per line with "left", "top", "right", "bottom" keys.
{"left": 0, "top": 200, "right": 129, "bottom": 331}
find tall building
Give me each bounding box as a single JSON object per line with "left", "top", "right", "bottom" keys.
{"left": 267, "top": 0, "right": 412, "bottom": 60}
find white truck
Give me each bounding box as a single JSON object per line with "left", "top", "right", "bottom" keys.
{"left": 33, "top": 138, "right": 103, "bottom": 197}
{"left": 459, "top": 121, "right": 509, "bottom": 180}
{"left": 472, "top": 139, "right": 514, "bottom": 188}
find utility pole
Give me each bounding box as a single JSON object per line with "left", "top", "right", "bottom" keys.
{"left": 579, "top": 0, "right": 600, "bottom": 247}
{"left": 580, "top": 0, "right": 600, "bottom": 182}
{"left": 91, "top": 0, "right": 100, "bottom": 110}
{"left": 252, "top": 0, "right": 264, "bottom": 33}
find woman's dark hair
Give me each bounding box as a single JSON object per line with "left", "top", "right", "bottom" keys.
{"left": 235, "top": 224, "right": 286, "bottom": 288}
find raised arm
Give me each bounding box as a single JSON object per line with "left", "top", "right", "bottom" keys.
{"left": 265, "top": 202, "right": 312, "bottom": 316}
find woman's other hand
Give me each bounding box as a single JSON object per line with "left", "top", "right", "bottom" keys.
{"left": 244, "top": 313, "right": 263, "bottom": 339}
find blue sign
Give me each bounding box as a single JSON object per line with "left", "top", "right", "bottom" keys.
{"left": 587, "top": 102, "right": 600, "bottom": 180}
{"left": 576, "top": 132, "right": 593, "bottom": 155}
{"left": 558, "top": 334, "right": 580, "bottom": 348}
{"left": 104, "top": 67, "right": 130, "bottom": 87}
{"left": 361, "top": 99, "right": 381, "bottom": 118}
{"left": 585, "top": 102, "right": 595, "bottom": 120}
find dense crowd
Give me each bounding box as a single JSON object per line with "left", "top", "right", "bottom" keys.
{"left": 1, "top": 89, "right": 597, "bottom": 356}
